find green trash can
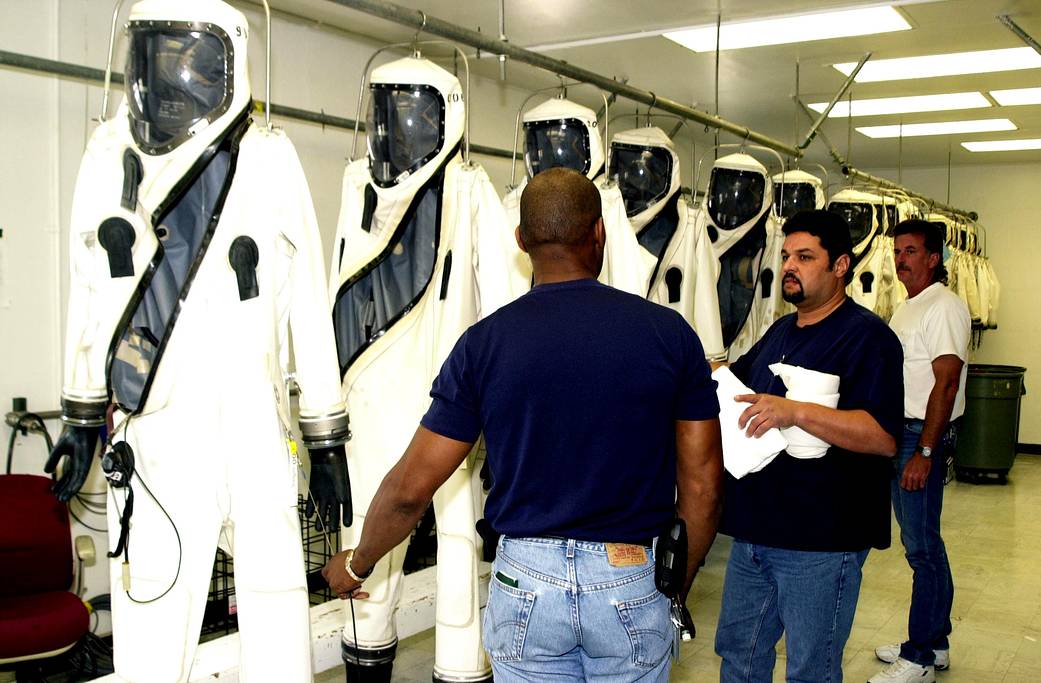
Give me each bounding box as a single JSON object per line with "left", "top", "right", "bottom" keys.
{"left": 954, "top": 364, "right": 1027, "bottom": 484}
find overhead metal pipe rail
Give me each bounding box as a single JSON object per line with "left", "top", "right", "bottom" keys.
{"left": 840, "top": 166, "right": 978, "bottom": 221}
{"left": 999, "top": 14, "right": 1041, "bottom": 56}
{"left": 0, "top": 48, "right": 515, "bottom": 160}
{"left": 321, "top": 0, "right": 803, "bottom": 158}
{"left": 793, "top": 97, "right": 978, "bottom": 221}
{"left": 797, "top": 53, "right": 870, "bottom": 150}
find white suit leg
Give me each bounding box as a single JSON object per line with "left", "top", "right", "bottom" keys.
{"left": 106, "top": 410, "right": 221, "bottom": 683}
{"left": 223, "top": 395, "right": 312, "bottom": 683}
{"left": 430, "top": 456, "right": 490, "bottom": 681}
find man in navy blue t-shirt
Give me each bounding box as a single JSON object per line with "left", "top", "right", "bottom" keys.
{"left": 714, "top": 210, "right": 903, "bottom": 683}
{"left": 324, "top": 167, "right": 723, "bottom": 682}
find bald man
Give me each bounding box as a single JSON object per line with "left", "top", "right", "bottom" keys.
{"left": 324, "top": 168, "right": 723, "bottom": 682}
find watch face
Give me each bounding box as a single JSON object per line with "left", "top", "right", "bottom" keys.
{"left": 919, "top": 446, "right": 933, "bottom": 458}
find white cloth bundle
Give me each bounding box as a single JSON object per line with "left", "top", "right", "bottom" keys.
{"left": 713, "top": 366, "right": 788, "bottom": 478}
{"left": 769, "top": 363, "right": 840, "bottom": 458}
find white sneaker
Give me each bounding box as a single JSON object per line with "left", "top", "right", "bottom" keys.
{"left": 868, "top": 657, "right": 936, "bottom": 683}
{"left": 874, "top": 643, "right": 949, "bottom": 670}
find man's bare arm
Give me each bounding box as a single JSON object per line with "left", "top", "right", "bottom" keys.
{"left": 323, "top": 426, "right": 473, "bottom": 595}
{"left": 676, "top": 418, "right": 724, "bottom": 602}
{"left": 901, "top": 354, "right": 962, "bottom": 490}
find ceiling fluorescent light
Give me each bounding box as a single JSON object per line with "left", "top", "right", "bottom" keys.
{"left": 990, "top": 87, "right": 1041, "bottom": 106}
{"left": 962, "top": 138, "right": 1041, "bottom": 152}
{"left": 857, "top": 118, "right": 1017, "bottom": 138}
{"left": 808, "top": 92, "right": 990, "bottom": 117}
{"left": 663, "top": 6, "right": 909, "bottom": 52}
{"left": 835, "top": 47, "right": 1041, "bottom": 82}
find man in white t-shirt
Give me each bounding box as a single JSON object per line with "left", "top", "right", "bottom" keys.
{"left": 870, "top": 220, "right": 970, "bottom": 683}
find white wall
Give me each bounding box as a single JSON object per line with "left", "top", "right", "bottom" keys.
{"left": 865, "top": 162, "right": 1041, "bottom": 445}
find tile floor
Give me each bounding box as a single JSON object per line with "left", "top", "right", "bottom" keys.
{"left": 318, "top": 454, "right": 1041, "bottom": 682}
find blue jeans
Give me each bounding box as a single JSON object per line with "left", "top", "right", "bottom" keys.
{"left": 481, "top": 536, "right": 671, "bottom": 682}
{"left": 715, "top": 542, "right": 869, "bottom": 682}
{"left": 892, "top": 420, "right": 954, "bottom": 666}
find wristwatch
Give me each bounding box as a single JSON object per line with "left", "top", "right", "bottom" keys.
{"left": 344, "top": 548, "right": 373, "bottom": 582}
{"left": 915, "top": 444, "right": 933, "bottom": 459}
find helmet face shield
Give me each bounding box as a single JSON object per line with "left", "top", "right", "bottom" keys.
{"left": 774, "top": 182, "right": 819, "bottom": 218}
{"left": 524, "top": 118, "right": 592, "bottom": 177}
{"left": 828, "top": 201, "right": 875, "bottom": 246}
{"left": 708, "top": 168, "right": 766, "bottom": 229}
{"left": 610, "top": 142, "right": 674, "bottom": 218}
{"left": 884, "top": 205, "right": 899, "bottom": 236}
{"left": 367, "top": 83, "right": 446, "bottom": 188}
{"left": 126, "top": 22, "right": 233, "bottom": 155}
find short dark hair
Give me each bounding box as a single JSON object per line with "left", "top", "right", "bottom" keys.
{"left": 519, "top": 167, "right": 602, "bottom": 248}
{"left": 782, "top": 209, "right": 854, "bottom": 284}
{"left": 894, "top": 219, "right": 948, "bottom": 284}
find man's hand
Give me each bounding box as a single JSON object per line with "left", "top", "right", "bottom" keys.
{"left": 44, "top": 425, "right": 101, "bottom": 502}
{"left": 735, "top": 394, "right": 801, "bottom": 438}
{"left": 322, "top": 550, "right": 370, "bottom": 600}
{"left": 318, "top": 427, "right": 474, "bottom": 599}
{"left": 900, "top": 453, "right": 932, "bottom": 491}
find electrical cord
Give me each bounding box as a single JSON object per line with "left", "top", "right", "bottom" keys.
{"left": 105, "top": 417, "right": 183, "bottom": 604}
{"left": 108, "top": 471, "right": 182, "bottom": 604}
{"left": 5, "top": 411, "right": 55, "bottom": 474}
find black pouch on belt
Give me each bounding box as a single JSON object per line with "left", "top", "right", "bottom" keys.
{"left": 654, "top": 517, "right": 687, "bottom": 599}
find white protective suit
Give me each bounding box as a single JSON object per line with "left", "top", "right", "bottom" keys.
{"left": 828, "top": 188, "right": 901, "bottom": 319}
{"left": 770, "top": 169, "right": 827, "bottom": 320}
{"left": 501, "top": 97, "right": 650, "bottom": 295}
{"left": 610, "top": 126, "right": 725, "bottom": 360}
{"left": 59, "top": 2, "right": 347, "bottom": 681}
{"left": 699, "top": 153, "right": 782, "bottom": 360}
{"left": 944, "top": 217, "right": 984, "bottom": 326}
{"left": 329, "top": 57, "right": 518, "bottom": 683}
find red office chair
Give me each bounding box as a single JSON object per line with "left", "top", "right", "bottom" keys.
{"left": 0, "top": 474, "right": 93, "bottom": 673}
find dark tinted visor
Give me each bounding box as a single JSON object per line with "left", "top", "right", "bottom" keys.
{"left": 610, "top": 142, "right": 674, "bottom": 217}
{"left": 367, "top": 83, "right": 445, "bottom": 187}
{"left": 828, "top": 202, "right": 874, "bottom": 245}
{"left": 884, "top": 205, "right": 898, "bottom": 235}
{"left": 524, "top": 118, "right": 591, "bottom": 177}
{"left": 126, "top": 23, "right": 231, "bottom": 154}
{"left": 773, "top": 182, "right": 818, "bottom": 218}
{"left": 708, "top": 168, "right": 766, "bottom": 229}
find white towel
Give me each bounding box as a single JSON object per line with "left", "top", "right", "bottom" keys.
{"left": 769, "top": 363, "right": 841, "bottom": 459}
{"left": 712, "top": 366, "right": 788, "bottom": 478}
{"left": 768, "top": 363, "right": 840, "bottom": 393}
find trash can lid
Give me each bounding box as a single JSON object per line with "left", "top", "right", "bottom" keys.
{"left": 968, "top": 364, "right": 1027, "bottom": 376}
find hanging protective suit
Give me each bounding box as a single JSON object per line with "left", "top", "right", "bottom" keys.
{"left": 926, "top": 213, "right": 981, "bottom": 326}
{"left": 609, "top": 126, "right": 725, "bottom": 360}
{"left": 43, "top": 2, "right": 349, "bottom": 681}
{"left": 769, "top": 169, "right": 826, "bottom": 320}
{"left": 500, "top": 97, "right": 651, "bottom": 294}
{"left": 699, "top": 153, "right": 782, "bottom": 360}
{"left": 828, "top": 188, "right": 897, "bottom": 318}
{"left": 330, "top": 56, "right": 518, "bottom": 683}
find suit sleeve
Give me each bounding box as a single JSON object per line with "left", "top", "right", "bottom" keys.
{"left": 278, "top": 135, "right": 349, "bottom": 431}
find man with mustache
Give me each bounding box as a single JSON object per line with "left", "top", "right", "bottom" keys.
{"left": 714, "top": 209, "right": 904, "bottom": 683}
{"left": 870, "top": 220, "right": 970, "bottom": 683}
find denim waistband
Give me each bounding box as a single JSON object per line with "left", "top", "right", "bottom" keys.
{"left": 504, "top": 535, "right": 654, "bottom": 550}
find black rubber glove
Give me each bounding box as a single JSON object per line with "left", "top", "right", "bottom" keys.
{"left": 306, "top": 444, "right": 352, "bottom": 531}
{"left": 44, "top": 425, "right": 101, "bottom": 502}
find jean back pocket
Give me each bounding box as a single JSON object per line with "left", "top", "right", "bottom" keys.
{"left": 482, "top": 575, "right": 536, "bottom": 662}
{"left": 615, "top": 590, "right": 671, "bottom": 668}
